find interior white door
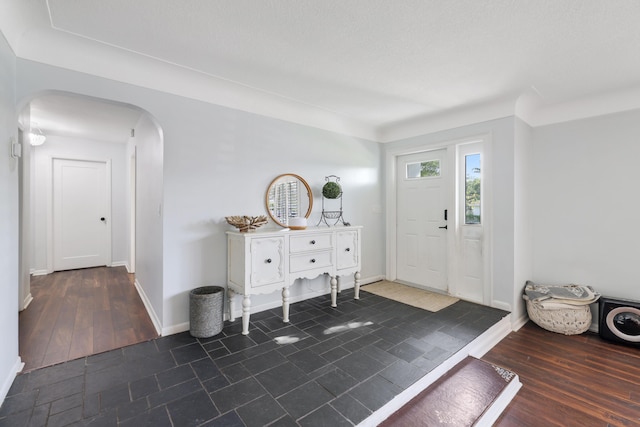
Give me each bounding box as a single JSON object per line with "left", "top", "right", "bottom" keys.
{"left": 396, "top": 149, "right": 448, "bottom": 291}
{"left": 53, "top": 158, "right": 110, "bottom": 271}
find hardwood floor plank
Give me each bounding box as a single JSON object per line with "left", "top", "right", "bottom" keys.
{"left": 68, "top": 327, "right": 93, "bottom": 360}
{"left": 19, "top": 266, "right": 159, "bottom": 371}
{"left": 483, "top": 322, "right": 640, "bottom": 427}
{"left": 92, "top": 309, "right": 115, "bottom": 354}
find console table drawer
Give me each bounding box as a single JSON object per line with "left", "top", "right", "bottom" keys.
{"left": 290, "top": 233, "right": 333, "bottom": 253}
{"left": 290, "top": 250, "right": 333, "bottom": 273}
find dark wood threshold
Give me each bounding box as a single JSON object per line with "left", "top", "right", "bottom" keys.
{"left": 381, "top": 356, "right": 518, "bottom": 426}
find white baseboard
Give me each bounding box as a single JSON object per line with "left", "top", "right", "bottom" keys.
{"left": 30, "top": 269, "right": 48, "bottom": 276}
{"left": 22, "top": 293, "right": 33, "bottom": 311}
{"left": 133, "top": 279, "right": 162, "bottom": 336}
{"left": 492, "top": 300, "right": 512, "bottom": 312}
{"left": 0, "top": 357, "right": 25, "bottom": 407}
{"left": 512, "top": 313, "right": 530, "bottom": 331}
{"left": 163, "top": 322, "right": 190, "bottom": 336}
{"left": 110, "top": 261, "right": 128, "bottom": 268}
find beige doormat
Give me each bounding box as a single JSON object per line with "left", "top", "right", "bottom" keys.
{"left": 361, "top": 281, "right": 459, "bottom": 312}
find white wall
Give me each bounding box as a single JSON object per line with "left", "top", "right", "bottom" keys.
{"left": 0, "top": 31, "right": 21, "bottom": 405}
{"left": 16, "top": 59, "right": 385, "bottom": 334}
{"left": 531, "top": 109, "right": 640, "bottom": 303}
{"left": 512, "top": 118, "right": 533, "bottom": 324}
{"left": 30, "top": 135, "right": 129, "bottom": 273}
{"left": 132, "top": 113, "right": 164, "bottom": 331}
{"left": 159, "top": 97, "right": 384, "bottom": 331}
{"left": 18, "top": 120, "right": 32, "bottom": 310}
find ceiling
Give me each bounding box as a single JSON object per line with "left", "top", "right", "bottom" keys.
{"left": 5, "top": 0, "right": 640, "bottom": 142}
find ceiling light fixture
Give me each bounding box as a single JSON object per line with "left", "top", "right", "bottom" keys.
{"left": 29, "top": 126, "right": 46, "bottom": 146}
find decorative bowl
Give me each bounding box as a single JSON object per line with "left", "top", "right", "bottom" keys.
{"left": 225, "top": 215, "right": 268, "bottom": 232}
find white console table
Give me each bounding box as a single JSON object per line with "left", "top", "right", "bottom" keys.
{"left": 226, "top": 226, "right": 362, "bottom": 335}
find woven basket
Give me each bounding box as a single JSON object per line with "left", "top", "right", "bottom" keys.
{"left": 526, "top": 300, "right": 591, "bottom": 335}
{"left": 189, "top": 286, "right": 224, "bottom": 338}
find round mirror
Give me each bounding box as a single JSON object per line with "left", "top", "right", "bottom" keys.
{"left": 266, "top": 173, "right": 313, "bottom": 228}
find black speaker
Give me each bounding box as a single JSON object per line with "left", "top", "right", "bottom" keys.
{"left": 599, "top": 296, "right": 640, "bottom": 347}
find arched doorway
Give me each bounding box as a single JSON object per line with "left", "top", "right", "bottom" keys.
{"left": 18, "top": 91, "right": 163, "bottom": 371}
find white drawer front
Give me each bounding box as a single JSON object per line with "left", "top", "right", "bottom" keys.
{"left": 250, "top": 237, "right": 285, "bottom": 287}
{"left": 289, "top": 233, "right": 333, "bottom": 253}
{"left": 290, "top": 250, "right": 333, "bottom": 273}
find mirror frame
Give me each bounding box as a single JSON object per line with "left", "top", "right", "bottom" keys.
{"left": 265, "top": 173, "right": 313, "bottom": 228}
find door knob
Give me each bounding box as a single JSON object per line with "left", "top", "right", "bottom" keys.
{"left": 100, "top": 217, "right": 106, "bottom": 221}
{"left": 438, "top": 225, "right": 447, "bottom": 229}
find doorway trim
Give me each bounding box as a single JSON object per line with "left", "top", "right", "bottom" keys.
{"left": 385, "top": 133, "right": 493, "bottom": 304}
{"left": 129, "top": 149, "right": 136, "bottom": 273}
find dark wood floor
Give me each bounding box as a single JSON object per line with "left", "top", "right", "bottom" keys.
{"left": 19, "top": 266, "right": 158, "bottom": 372}
{"left": 483, "top": 322, "right": 640, "bottom": 427}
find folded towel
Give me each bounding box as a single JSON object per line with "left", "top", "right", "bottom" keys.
{"left": 523, "top": 281, "right": 600, "bottom": 306}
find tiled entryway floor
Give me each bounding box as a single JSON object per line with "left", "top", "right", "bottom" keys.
{"left": 1, "top": 288, "right": 508, "bottom": 427}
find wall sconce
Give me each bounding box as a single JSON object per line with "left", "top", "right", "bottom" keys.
{"left": 29, "top": 126, "right": 46, "bottom": 146}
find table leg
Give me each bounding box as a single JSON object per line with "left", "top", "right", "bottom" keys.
{"left": 282, "top": 287, "right": 290, "bottom": 323}
{"left": 242, "top": 294, "right": 251, "bottom": 335}
{"left": 354, "top": 271, "right": 361, "bottom": 300}
{"left": 228, "top": 288, "right": 235, "bottom": 322}
{"left": 330, "top": 276, "right": 338, "bottom": 307}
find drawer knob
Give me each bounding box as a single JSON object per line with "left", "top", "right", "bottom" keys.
{"left": 345, "top": 248, "right": 351, "bottom": 252}
{"left": 310, "top": 258, "right": 316, "bottom": 263}
{"left": 265, "top": 258, "right": 272, "bottom": 264}
{"left": 310, "top": 240, "right": 316, "bottom": 245}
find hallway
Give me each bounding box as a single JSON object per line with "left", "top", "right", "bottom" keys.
{"left": 19, "top": 267, "right": 158, "bottom": 372}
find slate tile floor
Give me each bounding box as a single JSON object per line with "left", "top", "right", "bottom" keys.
{"left": 1, "top": 288, "right": 508, "bottom": 427}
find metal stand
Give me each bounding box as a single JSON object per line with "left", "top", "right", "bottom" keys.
{"left": 317, "top": 175, "right": 350, "bottom": 226}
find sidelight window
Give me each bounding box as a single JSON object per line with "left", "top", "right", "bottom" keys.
{"left": 465, "top": 154, "right": 481, "bottom": 224}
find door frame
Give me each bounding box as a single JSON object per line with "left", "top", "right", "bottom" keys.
{"left": 46, "top": 155, "right": 113, "bottom": 273}
{"left": 385, "top": 133, "right": 493, "bottom": 304}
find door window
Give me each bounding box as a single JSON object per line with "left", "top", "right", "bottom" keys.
{"left": 406, "top": 160, "right": 441, "bottom": 179}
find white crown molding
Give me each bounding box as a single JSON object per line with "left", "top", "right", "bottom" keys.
{"left": 14, "top": 26, "right": 379, "bottom": 141}
{"left": 375, "top": 97, "right": 517, "bottom": 143}
{"left": 518, "top": 85, "right": 640, "bottom": 128}
{"left": 4, "top": 4, "right": 640, "bottom": 144}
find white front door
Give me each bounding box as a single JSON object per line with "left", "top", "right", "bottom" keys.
{"left": 396, "top": 149, "right": 448, "bottom": 292}
{"left": 53, "top": 158, "right": 111, "bottom": 271}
